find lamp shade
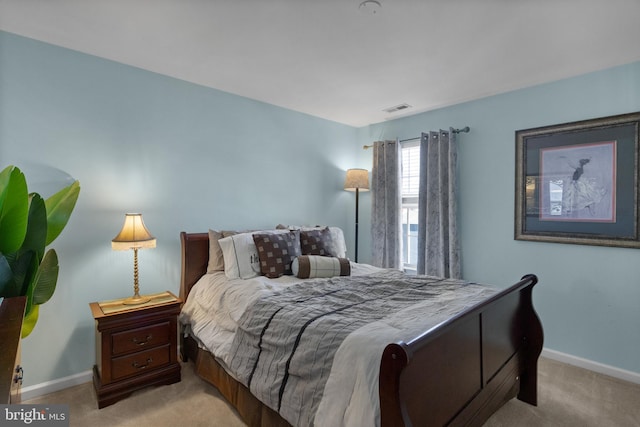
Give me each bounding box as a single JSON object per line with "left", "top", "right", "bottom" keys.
{"left": 344, "top": 168, "right": 370, "bottom": 191}
{"left": 112, "top": 213, "right": 156, "bottom": 250}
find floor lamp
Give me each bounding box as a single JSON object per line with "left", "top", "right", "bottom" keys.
{"left": 344, "top": 168, "right": 370, "bottom": 262}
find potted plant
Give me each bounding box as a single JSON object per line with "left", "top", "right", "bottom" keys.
{"left": 0, "top": 165, "right": 80, "bottom": 337}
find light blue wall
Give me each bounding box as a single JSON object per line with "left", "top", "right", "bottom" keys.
{"left": 0, "top": 31, "right": 361, "bottom": 386}
{"left": 362, "top": 61, "right": 640, "bottom": 374}
{"left": 2, "top": 28, "right": 639, "bottom": 388}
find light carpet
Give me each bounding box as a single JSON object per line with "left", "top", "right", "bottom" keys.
{"left": 23, "top": 357, "right": 640, "bottom": 426}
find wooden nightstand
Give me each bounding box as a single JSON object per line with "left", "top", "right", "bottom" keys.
{"left": 89, "top": 291, "right": 182, "bottom": 408}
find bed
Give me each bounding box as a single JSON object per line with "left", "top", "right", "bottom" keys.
{"left": 178, "top": 229, "right": 543, "bottom": 427}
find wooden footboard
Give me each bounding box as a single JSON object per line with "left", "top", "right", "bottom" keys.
{"left": 179, "top": 232, "right": 542, "bottom": 427}
{"left": 380, "top": 274, "right": 542, "bottom": 427}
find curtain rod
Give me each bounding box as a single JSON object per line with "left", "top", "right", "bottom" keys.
{"left": 362, "top": 126, "right": 470, "bottom": 149}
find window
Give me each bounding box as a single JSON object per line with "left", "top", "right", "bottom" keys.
{"left": 401, "top": 141, "right": 420, "bottom": 272}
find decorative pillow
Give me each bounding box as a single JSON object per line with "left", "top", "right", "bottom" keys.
{"left": 253, "top": 231, "right": 301, "bottom": 278}
{"left": 218, "top": 232, "right": 261, "bottom": 279}
{"left": 207, "top": 229, "right": 238, "bottom": 273}
{"left": 300, "top": 227, "right": 335, "bottom": 256}
{"left": 276, "top": 225, "right": 347, "bottom": 258}
{"left": 292, "top": 255, "right": 351, "bottom": 279}
{"left": 218, "top": 229, "right": 292, "bottom": 279}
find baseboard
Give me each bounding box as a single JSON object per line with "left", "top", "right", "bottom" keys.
{"left": 19, "top": 349, "right": 639, "bottom": 401}
{"left": 542, "top": 348, "right": 640, "bottom": 385}
{"left": 20, "top": 370, "right": 92, "bottom": 402}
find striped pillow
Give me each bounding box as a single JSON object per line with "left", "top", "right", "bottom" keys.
{"left": 292, "top": 255, "right": 351, "bottom": 279}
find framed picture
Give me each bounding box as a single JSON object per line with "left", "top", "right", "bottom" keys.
{"left": 515, "top": 112, "right": 640, "bottom": 248}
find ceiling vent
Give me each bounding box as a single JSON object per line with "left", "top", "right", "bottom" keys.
{"left": 383, "top": 103, "right": 412, "bottom": 114}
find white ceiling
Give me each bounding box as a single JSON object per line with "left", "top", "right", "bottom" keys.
{"left": 1, "top": 0, "right": 640, "bottom": 127}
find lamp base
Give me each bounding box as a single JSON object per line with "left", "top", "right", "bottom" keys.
{"left": 122, "top": 295, "right": 151, "bottom": 305}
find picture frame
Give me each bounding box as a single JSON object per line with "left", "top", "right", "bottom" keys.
{"left": 515, "top": 112, "right": 640, "bottom": 248}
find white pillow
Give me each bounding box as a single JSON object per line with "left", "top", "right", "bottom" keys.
{"left": 327, "top": 227, "right": 347, "bottom": 258}
{"left": 218, "top": 230, "right": 288, "bottom": 280}
{"left": 207, "top": 229, "right": 239, "bottom": 273}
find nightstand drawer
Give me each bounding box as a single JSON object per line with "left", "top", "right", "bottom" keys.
{"left": 111, "top": 321, "right": 170, "bottom": 356}
{"left": 111, "top": 345, "right": 171, "bottom": 381}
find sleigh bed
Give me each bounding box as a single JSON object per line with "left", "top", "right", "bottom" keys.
{"left": 178, "top": 230, "right": 543, "bottom": 427}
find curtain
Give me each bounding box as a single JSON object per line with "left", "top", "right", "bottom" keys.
{"left": 371, "top": 140, "right": 402, "bottom": 269}
{"left": 417, "top": 129, "right": 461, "bottom": 278}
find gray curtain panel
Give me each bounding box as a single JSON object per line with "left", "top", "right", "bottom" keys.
{"left": 417, "top": 129, "right": 461, "bottom": 278}
{"left": 371, "top": 140, "right": 402, "bottom": 269}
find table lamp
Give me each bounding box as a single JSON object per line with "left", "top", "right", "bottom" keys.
{"left": 112, "top": 213, "right": 156, "bottom": 305}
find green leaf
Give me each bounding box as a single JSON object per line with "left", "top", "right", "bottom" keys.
{"left": 11, "top": 250, "right": 36, "bottom": 297}
{"left": 0, "top": 166, "right": 12, "bottom": 204}
{"left": 22, "top": 250, "right": 59, "bottom": 337}
{"left": 0, "top": 166, "right": 29, "bottom": 253}
{"left": 21, "top": 304, "right": 39, "bottom": 338}
{"left": 18, "top": 250, "right": 39, "bottom": 316}
{"left": 32, "top": 249, "right": 59, "bottom": 305}
{"left": 20, "top": 193, "right": 47, "bottom": 261}
{"left": 0, "top": 254, "right": 17, "bottom": 297}
{"left": 44, "top": 180, "right": 80, "bottom": 246}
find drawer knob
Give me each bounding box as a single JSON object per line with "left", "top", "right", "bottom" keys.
{"left": 14, "top": 366, "right": 23, "bottom": 385}
{"left": 132, "top": 358, "right": 153, "bottom": 370}
{"left": 132, "top": 334, "right": 153, "bottom": 346}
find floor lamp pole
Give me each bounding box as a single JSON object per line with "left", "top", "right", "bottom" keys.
{"left": 355, "top": 187, "right": 359, "bottom": 263}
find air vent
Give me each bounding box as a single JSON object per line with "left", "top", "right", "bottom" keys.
{"left": 383, "top": 103, "right": 412, "bottom": 114}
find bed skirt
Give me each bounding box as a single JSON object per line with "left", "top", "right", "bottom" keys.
{"left": 190, "top": 342, "right": 292, "bottom": 427}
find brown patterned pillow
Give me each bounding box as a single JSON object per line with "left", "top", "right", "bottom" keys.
{"left": 300, "top": 227, "right": 335, "bottom": 256}
{"left": 252, "top": 231, "right": 301, "bottom": 278}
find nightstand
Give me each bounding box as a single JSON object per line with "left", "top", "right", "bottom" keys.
{"left": 89, "top": 291, "right": 181, "bottom": 408}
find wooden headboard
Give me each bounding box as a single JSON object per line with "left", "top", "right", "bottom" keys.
{"left": 179, "top": 232, "right": 209, "bottom": 302}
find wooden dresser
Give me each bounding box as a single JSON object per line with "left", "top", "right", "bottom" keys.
{"left": 89, "top": 292, "right": 181, "bottom": 408}
{"left": 0, "top": 296, "right": 26, "bottom": 404}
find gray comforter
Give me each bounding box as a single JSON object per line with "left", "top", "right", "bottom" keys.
{"left": 226, "top": 270, "right": 496, "bottom": 426}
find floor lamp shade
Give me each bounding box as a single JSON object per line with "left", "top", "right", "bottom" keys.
{"left": 112, "top": 213, "right": 156, "bottom": 305}
{"left": 344, "top": 169, "right": 370, "bottom": 262}
{"left": 344, "top": 168, "right": 370, "bottom": 192}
